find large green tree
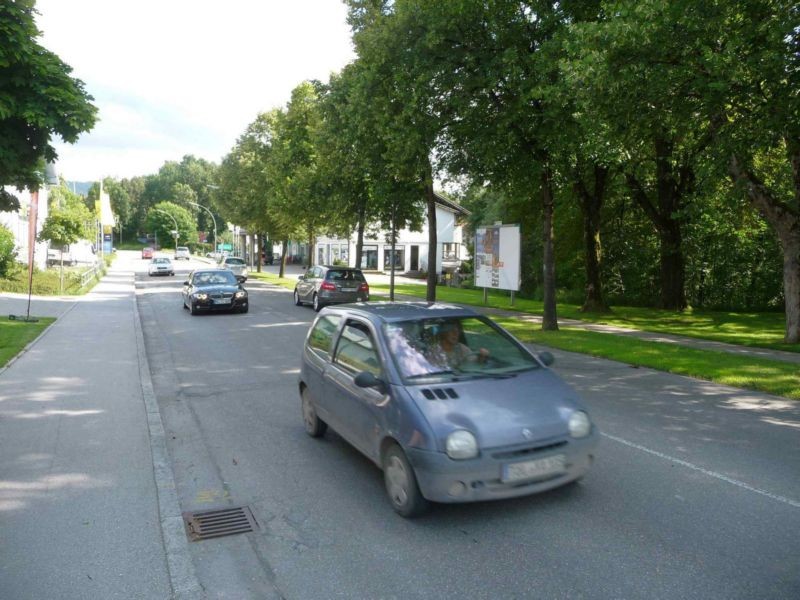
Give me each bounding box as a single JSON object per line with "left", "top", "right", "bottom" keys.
{"left": 0, "top": 1, "right": 96, "bottom": 210}
{"left": 567, "top": 0, "right": 799, "bottom": 339}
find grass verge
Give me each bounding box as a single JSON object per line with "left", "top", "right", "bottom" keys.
{"left": 0, "top": 318, "right": 56, "bottom": 368}
{"left": 249, "top": 271, "right": 298, "bottom": 291}
{"left": 496, "top": 319, "right": 800, "bottom": 400}
{"left": 370, "top": 283, "right": 796, "bottom": 353}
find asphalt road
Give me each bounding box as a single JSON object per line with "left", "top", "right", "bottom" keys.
{"left": 135, "top": 259, "right": 800, "bottom": 600}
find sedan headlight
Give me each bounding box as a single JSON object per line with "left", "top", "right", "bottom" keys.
{"left": 568, "top": 410, "right": 592, "bottom": 438}
{"left": 194, "top": 293, "right": 208, "bottom": 301}
{"left": 235, "top": 291, "right": 247, "bottom": 298}
{"left": 446, "top": 430, "right": 478, "bottom": 460}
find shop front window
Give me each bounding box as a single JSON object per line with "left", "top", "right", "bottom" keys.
{"left": 384, "top": 247, "right": 405, "bottom": 270}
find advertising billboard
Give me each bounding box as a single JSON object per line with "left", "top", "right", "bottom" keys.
{"left": 475, "top": 224, "right": 520, "bottom": 291}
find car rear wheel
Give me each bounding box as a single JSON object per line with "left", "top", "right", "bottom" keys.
{"left": 293, "top": 289, "right": 302, "bottom": 306}
{"left": 301, "top": 388, "right": 327, "bottom": 438}
{"left": 382, "top": 444, "right": 429, "bottom": 518}
{"left": 312, "top": 293, "right": 322, "bottom": 312}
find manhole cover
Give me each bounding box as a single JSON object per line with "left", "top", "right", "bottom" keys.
{"left": 183, "top": 506, "right": 258, "bottom": 541}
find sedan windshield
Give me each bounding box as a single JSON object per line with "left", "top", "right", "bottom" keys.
{"left": 193, "top": 271, "right": 237, "bottom": 285}
{"left": 225, "top": 258, "right": 245, "bottom": 266}
{"left": 383, "top": 316, "right": 539, "bottom": 382}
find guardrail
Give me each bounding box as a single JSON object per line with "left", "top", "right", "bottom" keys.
{"left": 79, "top": 262, "right": 102, "bottom": 288}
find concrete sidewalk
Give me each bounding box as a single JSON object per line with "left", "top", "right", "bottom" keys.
{"left": 0, "top": 257, "right": 200, "bottom": 599}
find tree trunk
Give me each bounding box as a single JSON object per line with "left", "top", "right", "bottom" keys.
{"left": 575, "top": 163, "right": 610, "bottom": 313}
{"left": 625, "top": 136, "right": 689, "bottom": 310}
{"left": 355, "top": 211, "right": 365, "bottom": 270}
{"left": 279, "top": 238, "right": 288, "bottom": 278}
{"left": 307, "top": 227, "right": 314, "bottom": 269}
{"left": 658, "top": 220, "right": 686, "bottom": 310}
{"left": 425, "top": 176, "right": 437, "bottom": 302}
{"left": 390, "top": 203, "right": 396, "bottom": 302}
{"left": 729, "top": 153, "right": 800, "bottom": 343}
{"left": 541, "top": 166, "right": 559, "bottom": 331}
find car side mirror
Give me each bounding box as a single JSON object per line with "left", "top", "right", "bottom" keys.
{"left": 298, "top": 274, "right": 305, "bottom": 280}
{"left": 354, "top": 371, "right": 386, "bottom": 392}
{"left": 538, "top": 351, "right": 555, "bottom": 366}
{"left": 183, "top": 280, "right": 190, "bottom": 286}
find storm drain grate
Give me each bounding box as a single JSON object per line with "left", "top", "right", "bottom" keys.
{"left": 183, "top": 506, "right": 258, "bottom": 542}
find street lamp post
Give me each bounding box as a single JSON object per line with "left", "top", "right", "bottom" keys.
{"left": 190, "top": 199, "right": 218, "bottom": 259}
{"left": 153, "top": 208, "right": 179, "bottom": 255}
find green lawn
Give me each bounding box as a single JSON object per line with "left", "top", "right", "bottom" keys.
{"left": 370, "top": 283, "right": 796, "bottom": 352}
{"left": 249, "top": 271, "right": 299, "bottom": 290}
{"left": 0, "top": 318, "right": 55, "bottom": 367}
{"left": 495, "top": 320, "right": 800, "bottom": 400}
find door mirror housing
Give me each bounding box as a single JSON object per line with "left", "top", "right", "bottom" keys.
{"left": 354, "top": 371, "right": 386, "bottom": 392}
{"left": 183, "top": 280, "right": 190, "bottom": 286}
{"left": 538, "top": 351, "right": 555, "bottom": 366}
{"left": 298, "top": 274, "right": 305, "bottom": 280}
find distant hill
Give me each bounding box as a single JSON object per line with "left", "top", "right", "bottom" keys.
{"left": 65, "top": 181, "right": 94, "bottom": 196}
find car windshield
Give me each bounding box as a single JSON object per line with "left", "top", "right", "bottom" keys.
{"left": 177, "top": 247, "right": 188, "bottom": 251}
{"left": 153, "top": 258, "right": 170, "bottom": 264}
{"left": 327, "top": 269, "right": 365, "bottom": 282}
{"left": 225, "top": 258, "right": 245, "bottom": 265}
{"left": 193, "top": 271, "right": 237, "bottom": 285}
{"left": 383, "top": 316, "right": 539, "bottom": 383}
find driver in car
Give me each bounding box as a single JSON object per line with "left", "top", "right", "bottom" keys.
{"left": 427, "top": 321, "right": 489, "bottom": 369}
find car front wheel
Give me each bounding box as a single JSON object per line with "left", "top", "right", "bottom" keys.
{"left": 382, "top": 444, "right": 429, "bottom": 518}
{"left": 189, "top": 301, "right": 197, "bottom": 315}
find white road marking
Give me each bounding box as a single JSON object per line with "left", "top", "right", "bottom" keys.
{"left": 602, "top": 432, "right": 800, "bottom": 509}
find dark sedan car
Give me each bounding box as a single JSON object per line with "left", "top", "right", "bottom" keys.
{"left": 294, "top": 265, "right": 369, "bottom": 311}
{"left": 181, "top": 269, "right": 248, "bottom": 315}
{"left": 299, "top": 302, "right": 598, "bottom": 517}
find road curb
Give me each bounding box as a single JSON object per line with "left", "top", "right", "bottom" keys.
{"left": 133, "top": 291, "right": 206, "bottom": 600}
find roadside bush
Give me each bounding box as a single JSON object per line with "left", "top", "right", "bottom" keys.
{"left": 0, "top": 224, "right": 18, "bottom": 277}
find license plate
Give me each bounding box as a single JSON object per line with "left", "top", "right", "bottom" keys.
{"left": 502, "top": 454, "right": 566, "bottom": 483}
{"left": 214, "top": 298, "right": 231, "bottom": 305}
{"left": 341, "top": 287, "right": 357, "bottom": 292}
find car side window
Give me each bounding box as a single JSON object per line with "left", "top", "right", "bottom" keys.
{"left": 308, "top": 315, "right": 342, "bottom": 358}
{"left": 333, "top": 320, "right": 382, "bottom": 377}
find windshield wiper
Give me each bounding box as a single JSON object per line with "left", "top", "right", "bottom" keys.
{"left": 406, "top": 370, "right": 455, "bottom": 380}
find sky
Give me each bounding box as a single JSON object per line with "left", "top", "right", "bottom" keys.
{"left": 35, "top": 0, "right": 356, "bottom": 182}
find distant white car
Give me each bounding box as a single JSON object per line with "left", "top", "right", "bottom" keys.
{"left": 175, "top": 246, "right": 191, "bottom": 260}
{"left": 219, "top": 256, "right": 248, "bottom": 281}
{"left": 148, "top": 257, "right": 175, "bottom": 276}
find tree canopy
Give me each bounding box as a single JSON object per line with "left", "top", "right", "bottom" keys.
{"left": 0, "top": 1, "right": 97, "bottom": 210}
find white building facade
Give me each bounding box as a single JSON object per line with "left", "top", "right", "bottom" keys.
{"left": 315, "top": 194, "right": 469, "bottom": 273}
{"left": 1, "top": 186, "right": 50, "bottom": 271}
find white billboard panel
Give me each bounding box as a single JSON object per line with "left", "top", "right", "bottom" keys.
{"left": 474, "top": 224, "right": 520, "bottom": 291}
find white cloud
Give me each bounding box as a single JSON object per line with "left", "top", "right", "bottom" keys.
{"left": 35, "top": 0, "right": 356, "bottom": 181}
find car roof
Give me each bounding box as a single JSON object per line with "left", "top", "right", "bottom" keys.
{"left": 321, "top": 301, "right": 479, "bottom": 323}
{"left": 318, "top": 265, "right": 362, "bottom": 271}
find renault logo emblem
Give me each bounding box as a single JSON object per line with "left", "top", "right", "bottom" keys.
{"left": 522, "top": 428, "right": 533, "bottom": 439}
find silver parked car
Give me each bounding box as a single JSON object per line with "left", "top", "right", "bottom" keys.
{"left": 218, "top": 256, "right": 248, "bottom": 281}
{"left": 298, "top": 302, "right": 598, "bottom": 517}
{"left": 294, "top": 265, "right": 369, "bottom": 311}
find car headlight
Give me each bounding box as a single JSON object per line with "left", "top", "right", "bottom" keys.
{"left": 568, "top": 410, "right": 591, "bottom": 438}
{"left": 446, "top": 430, "right": 478, "bottom": 460}
{"left": 235, "top": 291, "right": 247, "bottom": 298}
{"left": 194, "top": 293, "right": 208, "bottom": 301}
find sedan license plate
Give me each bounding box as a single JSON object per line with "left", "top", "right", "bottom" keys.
{"left": 502, "top": 454, "right": 566, "bottom": 483}
{"left": 214, "top": 298, "right": 231, "bottom": 305}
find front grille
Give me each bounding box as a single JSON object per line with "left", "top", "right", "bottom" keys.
{"left": 491, "top": 440, "right": 567, "bottom": 460}
{"left": 209, "top": 292, "right": 234, "bottom": 300}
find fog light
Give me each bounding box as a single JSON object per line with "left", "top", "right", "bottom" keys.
{"left": 448, "top": 481, "right": 467, "bottom": 497}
